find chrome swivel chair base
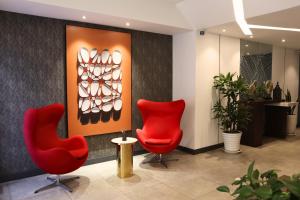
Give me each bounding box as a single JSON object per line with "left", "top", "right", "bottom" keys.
{"left": 34, "top": 175, "right": 79, "bottom": 194}
{"left": 142, "top": 154, "right": 178, "bottom": 168}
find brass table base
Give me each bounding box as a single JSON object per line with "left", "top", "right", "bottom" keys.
{"left": 111, "top": 137, "right": 137, "bottom": 178}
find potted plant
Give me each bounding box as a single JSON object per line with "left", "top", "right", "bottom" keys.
{"left": 213, "top": 72, "right": 250, "bottom": 153}
{"left": 217, "top": 161, "right": 300, "bottom": 200}
{"left": 287, "top": 104, "right": 297, "bottom": 136}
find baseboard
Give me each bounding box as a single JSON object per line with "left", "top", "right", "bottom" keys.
{"left": 0, "top": 149, "right": 147, "bottom": 183}
{"left": 177, "top": 143, "right": 224, "bottom": 155}
{"left": 0, "top": 168, "right": 44, "bottom": 183}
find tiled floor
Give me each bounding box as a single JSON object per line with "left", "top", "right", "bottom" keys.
{"left": 1, "top": 132, "right": 300, "bottom": 200}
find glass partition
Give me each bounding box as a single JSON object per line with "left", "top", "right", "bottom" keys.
{"left": 240, "top": 40, "right": 272, "bottom": 85}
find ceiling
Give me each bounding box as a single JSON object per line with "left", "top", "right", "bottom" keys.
{"left": 208, "top": 6, "right": 300, "bottom": 49}
{"left": 1, "top": 0, "right": 300, "bottom": 48}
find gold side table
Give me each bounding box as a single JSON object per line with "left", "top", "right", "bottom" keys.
{"left": 111, "top": 137, "right": 137, "bottom": 178}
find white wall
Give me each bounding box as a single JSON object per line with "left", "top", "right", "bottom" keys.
{"left": 173, "top": 31, "right": 197, "bottom": 149}
{"left": 173, "top": 32, "right": 240, "bottom": 149}
{"left": 195, "top": 33, "right": 220, "bottom": 148}
{"left": 272, "top": 46, "right": 299, "bottom": 101}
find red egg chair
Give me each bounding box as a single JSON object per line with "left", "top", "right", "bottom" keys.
{"left": 23, "top": 103, "right": 88, "bottom": 193}
{"left": 136, "top": 99, "right": 185, "bottom": 168}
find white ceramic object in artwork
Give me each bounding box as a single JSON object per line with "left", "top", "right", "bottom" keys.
{"left": 78, "top": 65, "right": 84, "bottom": 76}
{"left": 101, "top": 66, "right": 105, "bottom": 74}
{"left": 79, "top": 85, "right": 89, "bottom": 97}
{"left": 101, "top": 50, "right": 110, "bottom": 64}
{"left": 97, "top": 54, "right": 101, "bottom": 64}
{"left": 105, "top": 65, "right": 112, "bottom": 72}
{"left": 92, "top": 55, "right": 98, "bottom": 64}
{"left": 92, "top": 107, "right": 100, "bottom": 113}
{"left": 103, "top": 72, "right": 112, "bottom": 81}
{"left": 112, "top": 68, "right": 121, "bottom": 80}
{"left": 117, "top": 83, "right": 122, "bottom": 93}
{"left": 78, "top": 98, "right": 83, "bottom": 109}
{"left": 93, "top": 66, "right": 101, "bottom": 76}
{"left": 112, "top": 50, "right": 122, "bottom": 65}
{"left": 114, "top": 98, "right": 122, "bottom": 111}
{"left": 87, "top": 85, "right": 91, "bottom": 95}
{"left": 102, "top": 96, "right": 112, "bottom": 103}
{"left": 81, "top": 98, "right": 90, "bottom": 112}
{"left": 77, "top": 51, "right": 82, "bottom": 63}
{"left": 89, "top": 64, "right": 94, "bottom": 73}
{"left": 105, "top": 80, "right": 112, "bottom": 86}
{"left": 102, "top": 84, "right": 112, "bottom": 96}
{"left": 81, "top": 81, "right": 89, "bottom": 88}
{"left": 90, "top": 48, "right": 97, "bottom": 59}
{"left": 112, "top": 82, "right": 118, "bottom": 90}
{"left": 95, "top": 97, "right": 101, "bottom": 106}
{"left": 77, "top": 47, "right": 124, "bottom": 117}
{"left": 91, "top": 81, "right": 99, "bottom": 96}
{"left": 80, "top": 47, "right": 90, "bottom": 63}
{"left": 81, "top": 72, "right": 88, "bottom": 80}
{"left": 102, "top": 102, "right": 113, "bottom": 112}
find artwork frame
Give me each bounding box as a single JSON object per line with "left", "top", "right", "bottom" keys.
{"left": 66, "top": 25, "right": 132, "bottom": 137}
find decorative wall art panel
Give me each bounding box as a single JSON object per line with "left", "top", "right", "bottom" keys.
{"left": 66, "top": 25, "right": 131, "bottom": 137}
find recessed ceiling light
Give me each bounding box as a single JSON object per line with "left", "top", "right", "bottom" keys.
{"left": 281, "top": 39, "right": 286, "bottom": 43}
{"left": 82, "top": 16, "right": 86, "bottom": 19}
{"left": 222, "top": 29, "right": 226, "bottom": 33}
{"left": 125, "top": 22, "right": 130, "bottom": 27}
{"left": 232, "top": 0, "right": 252, "bottom": 35}
{"left": 245, "top": 44, "right": 249, "bottom": 47}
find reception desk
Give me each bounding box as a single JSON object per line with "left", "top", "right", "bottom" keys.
{"left": 242, "top": 101, "right": 298, "bottom": 147}
{"left": 265, "top": 102, "right": 298, "bottom": 138}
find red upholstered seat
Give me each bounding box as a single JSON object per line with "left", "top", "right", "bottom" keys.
{"left": 23, "top": 103, "right": 88, "bottom": 175}
{"left": 145, "top": 139, "right": 172, "bottom": 145}
{"left": 136, "top": 99, "right": 185, "bottom": 154}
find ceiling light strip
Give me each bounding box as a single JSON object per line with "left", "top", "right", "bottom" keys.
{"left": 249, "top": 24, "right": 300, "bottom": 32}
{"left": 232, "top": 0, "right": 252, "bottom": 35}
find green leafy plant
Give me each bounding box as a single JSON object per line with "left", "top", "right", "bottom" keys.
{"left": 286, "top": 89, "right": 292, "bottom": 102}
{"left": 213, "top": 73, "right": 251, "bottom": 133}
{"left": 217, "top": 161, "right": 300, "bottom": 200}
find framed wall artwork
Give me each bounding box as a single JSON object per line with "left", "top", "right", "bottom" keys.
{"left": 66, "top": 25, "right": 132, "bottom": 137}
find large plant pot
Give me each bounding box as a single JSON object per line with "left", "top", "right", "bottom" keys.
{"left": 223, "top": 132, "right": 242, "bottom": 154}
{"left": 287, "top": 114, "right": 297, "bottom": 135}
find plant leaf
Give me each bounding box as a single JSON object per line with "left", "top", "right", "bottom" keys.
{"left": 216, "top": 185, "right": 230, "bottom": 193}
{"left": 233, "top": 186, "right": 254, "bottom": 198}
{"left": 247, "top": 161, "right": 255, "bottom": 180}
{"left": 255, "top": 186, "right": 272, "bottom": 199}
{"left": 280, "top": 179, "right": 300, "bottom": 197}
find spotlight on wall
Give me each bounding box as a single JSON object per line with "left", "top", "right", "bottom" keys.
{"left": 222, "top": 29, "right": 226, "bottom": 33}
{"left": 82, "top": 16, "right": 86, "bottom": 20}
{"left": 125, "top": 22, "right": 130, "bottom": 27}
{"left": 249, "top": 35, "right": 254, "bottom": 39}
{"left": 245, "top": 44, "right": 249, "bottom": 47}
{"left": 281, "top": 39, "right": 286, "bottom": 43}
{"left": 246, "top": 52, "right": 250, "bottom": 55}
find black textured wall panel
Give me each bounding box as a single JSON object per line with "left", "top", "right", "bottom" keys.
{"left": 0, "top": 11, "right": 172, "bottom": 182}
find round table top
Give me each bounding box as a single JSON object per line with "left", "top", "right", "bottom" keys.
{"left": 111, "top": 137, "right": 138, "bottom": 145}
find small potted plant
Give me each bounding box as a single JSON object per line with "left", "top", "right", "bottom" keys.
{"left": 287, "top": 104, "right": 297, "bottom": 136}
{"left": 213, "top": 72, "right": 250, "bottom": 153}
{"left": 217, "top": 161, "right": 300, "bottom": 199}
